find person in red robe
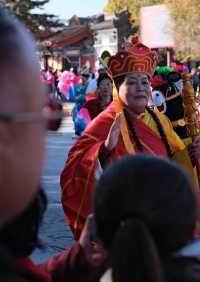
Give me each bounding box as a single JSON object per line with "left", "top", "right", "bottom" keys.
{"left": 60, "top": 37, "right": 200, "bottom": 240}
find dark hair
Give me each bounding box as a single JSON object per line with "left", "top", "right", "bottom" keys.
{"left": 146, "top": 107, "right": 174, "bottom": 158}
{"left": 94, "top": 155, "right": 196, "bottom": 282}
{"left": 124, "top": 107, "right": 173, "bottom": 158}
{"left": 0, "top": 188, "right": 47, "bottom": 257}
{"left": 113, "top": 75, "right": 126, "bottom": 90}
{"left": 81, "top": 73, "right": 90, "bottom": 79}
{"left": 167, "top": 72, "right": 181, "bottom": 83}
{"left": 97, "top": 73, "right": 112, "bottom": 87}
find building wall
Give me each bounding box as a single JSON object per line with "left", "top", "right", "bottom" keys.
{"left": 93, "top": 28, "right": 118, "bottom": 58}
{"left": 91, "top": 10, "right": 132, "bottom": 63}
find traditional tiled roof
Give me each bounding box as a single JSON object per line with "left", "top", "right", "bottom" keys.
{"left": 51, "top": 25, "right": 92, "bottom": 48}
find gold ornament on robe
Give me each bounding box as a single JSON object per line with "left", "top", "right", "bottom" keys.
{"left": 182, "top": 73, "right": 200, "bottom": 190}
{"left": 182, "top": 73, "right": 200, "bottom": 141}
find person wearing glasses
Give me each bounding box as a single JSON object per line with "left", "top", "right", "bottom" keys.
{"left": 0, "top": 8, "right": 105, "bottom": 282}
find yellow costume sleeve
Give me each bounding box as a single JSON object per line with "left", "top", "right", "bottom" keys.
{"left": 154, "top": 109, "right": 199, "bottom": 192}
{"left": 141, "top": 108, "right": 198, "bottom": 191}
{"left": 154, "top": 109, "right": 185, "bottom": 151}
{"left": 141, "top": 108, "right": 185, "bottom": 152}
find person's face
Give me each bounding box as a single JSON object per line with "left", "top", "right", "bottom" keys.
{"left": 98, "top": 79, "right": 112, "bottom": 104}
{"left": 98, "top": 68, "right": 107, "bottom": 75}
{"left": 0, "top": 64, "right": 46, "bottom": 225}
{"left": 118, "top": 73, "right": 151, "bottom": 115}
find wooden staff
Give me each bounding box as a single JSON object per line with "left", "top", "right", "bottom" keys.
{"left": 182, "top": 73, "right": 200, "bottom": 185}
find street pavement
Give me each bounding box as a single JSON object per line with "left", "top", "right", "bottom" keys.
{"left": 32, "top": 114, "right": 77, "bottom": 263}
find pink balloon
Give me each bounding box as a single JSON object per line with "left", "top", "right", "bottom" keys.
{"left": 58, "top": 81, "right": 70, "bottom": 94}
{"left": 60, "top": 71, "right": 71, "bottom": 83}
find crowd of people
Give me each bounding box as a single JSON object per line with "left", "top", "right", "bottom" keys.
{"left": 41, "top": 58, "right": 200, "bottom": 139}
{"left": 41, "top": 66, "right": 109, "bottom": 135}
{"left": 2, "top": 6, "right": 200, "bottom": 282}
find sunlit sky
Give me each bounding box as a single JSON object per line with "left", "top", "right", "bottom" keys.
{"left": 40, "top": 0, "right": 108, "bottom": 19}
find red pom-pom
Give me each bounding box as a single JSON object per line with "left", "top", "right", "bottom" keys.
{"left": 175, "top": 65, "right": 184, "bottom": 72}
{"left": 151, "top": 75, "right": 166, "bottom": 88}
{"left": 131, "top": 36, "right": 139, "bottom": 45}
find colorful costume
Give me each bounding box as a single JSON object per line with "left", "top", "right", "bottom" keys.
{"left": 60, "top": 39, "right": 195, "bottom": 239}
{"left": 61, "top": 103, "right": 192, "bottom": 238}
{"left": 75, "top": 98, "right": 105, "bottom": 133}
{"left": 151, "top": 69, "right": 186, "bottom": 139}
{"left": 71, "top": 95, "right": 87, "bottom": 136}
{"left": 151, "top": 68, "right": 195, "bottom": 145}
{"left": 151, "top": 69, "right": 200, "bottom": 191}
{"left": 73, "top": 74, "right": 113, "bottom": 135}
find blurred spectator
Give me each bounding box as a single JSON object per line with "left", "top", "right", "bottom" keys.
{"left": 0, "top": 8, "right": 105, "bottom": 282}
{"left": 46, "top": 68, "right": 56, "bottom": 96}
{"left": 85, "top": 73, "right": 97, "bottom": 99}
{"left": 191, "top": 68, "right": 200, "bottom": 92}
{"left": 75, "top": 73, "right": 113, "bottom": 134}
{"left": 71, "top": 72, "right": 90, "bottom": 135}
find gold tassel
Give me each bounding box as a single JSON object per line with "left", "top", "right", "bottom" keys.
{"left": 182, "top": 73, "right": 200, "bottom": 191}
{"left": 182, "top": 73, "right": 200, "bottom": 140}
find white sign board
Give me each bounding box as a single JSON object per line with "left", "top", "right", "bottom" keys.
{"left": 140, "top": 4, "right": 174, "bottom": 48}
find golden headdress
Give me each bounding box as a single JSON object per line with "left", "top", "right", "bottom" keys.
{"left": 102, "top": 36, "right": 158, "bottom": 79}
